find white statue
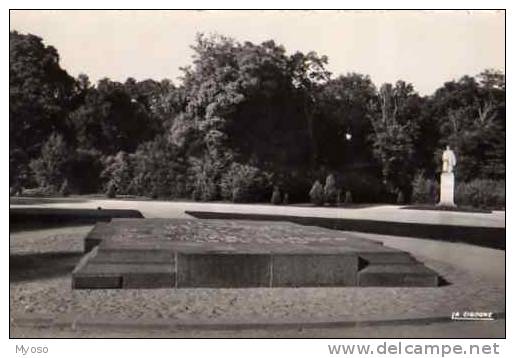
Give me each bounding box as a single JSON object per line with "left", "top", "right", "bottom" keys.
{"left": 439, "top": 145, "right": 457, "bottom": 207}
{"left": 442, "top": 145, "right": 456, "bottom": 173}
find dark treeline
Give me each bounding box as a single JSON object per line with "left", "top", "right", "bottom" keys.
{"left": 9, "top": 31, "right": 506, "bottom": 206}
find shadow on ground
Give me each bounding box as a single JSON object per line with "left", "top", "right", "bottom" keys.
{"left": 10, "top": 252, "right": 83, "bottom": 282}
{"left": 401, "top": 205, "right": 492, "bottom": 214}
{"left": 291, "top": 203, "right": 383, "bottom": 209}
{"left": 10, "top": 207, "right": 144, "bottom": 232}
{"left": 10, "top": 197, "right": 89, "bottom": 205}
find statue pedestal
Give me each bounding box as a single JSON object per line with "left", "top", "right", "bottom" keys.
{"left": 438, "top": 172, "right": 456, "bottom": 207}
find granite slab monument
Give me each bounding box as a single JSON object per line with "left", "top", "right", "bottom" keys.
{"left": 72, "top": 219, "right": 440, "bottom": 289}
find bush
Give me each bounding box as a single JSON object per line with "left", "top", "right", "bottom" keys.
{"left": 29, "top": 133, "right": 70, "bottom": 192}
{"left": 271, "top": 186, "right": 281, "bottom": 205}
{"left": 396, "top": 191, "right": 405, "bottom": 204}
{"left": 455, "top": 179, "right": 505, "bottom": 209}
{"left": 411, "top": 172, "right": 437, "bottom": 204}
{"left": 323, "top": 174, "right": 338, "bottom": 205}
{"left": 23, "top": 186, "right": 57, "bottom": 197}
{"left": 220, "top": 163, "right": 272, "bottom": 203}
{"left": 106, "top": 181, "right": 117, "bottom": 198}
{"left": 67, "top": 150, "right": 103, "bottom": 194}
{"left": 309, "top": 180, "right": 324, "bottom": 206}
{"left": 345, "top": 190, "right": 353, "bottom": 204}
{"left": 191, "top": 153, "right": 229, "bottom": 202}
{"left": 192, "top": 174, "right": 218, "bottom": 201}
{"left": 272, "top": 170, "right": 314, "bottom": 204}
{"left": 59, "top": 179, "right": 70, "bottom": 197}
{"left": 128, "top": 137, "right": 190, "bottom": 199}
{"left": 101, "top": 151, "right": 134, "bottom": 195}
{"left": 10, "top": 148, "right": 30, "bottom": 192}
{"left": 10, "top": 182, "right": 23, "bottom": 196}
{"left": 340, "top": 170, "right": 386, "bottom": 203}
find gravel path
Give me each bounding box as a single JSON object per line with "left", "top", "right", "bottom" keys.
{"left": 10, "top": 197, "right": 505, "bottom": 227}
{"left": 10, "top": 319, "right": 506, "bottom": 338}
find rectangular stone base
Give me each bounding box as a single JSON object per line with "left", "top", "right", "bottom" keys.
{"left": 272, "top": 254, "right": 358, "bottom": 287}
{"left": 357, "top": 264, "right": 439, "bottom": 287}
{"left": 177, "top": 254, "right": 270, "bottom": 288}
{"left": 439, "top": 172, "right": 456, "bottom": 207}
{"left": 72, "top": 219, "right": 440, "bottom": 289}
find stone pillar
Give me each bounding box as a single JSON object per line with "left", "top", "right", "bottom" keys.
{"left": 438, "top": 172, "right": 456, "bottom": 207}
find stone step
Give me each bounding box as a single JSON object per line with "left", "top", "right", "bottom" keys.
{"left": 73, "top": 261, "right": 175, "bottom": 289}
{"left": 358, "top": 252, "right": 417, "bottom": 265}
{"left": 75, "top": 245, "right": 177, "bottom": 289}
{"left": 357, "top": 263, "right": 439, "bottom": 287}
{"left": 74, "top": 253, "right": 361, "bottom": 289}
{"left": 92, "top": 249, "right": 175, "bottom": 264}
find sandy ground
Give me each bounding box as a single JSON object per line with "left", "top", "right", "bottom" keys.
{"left": 10, "top": 319, "right": 505, "bottom": 338}
{"left": 10, "top": 223, "right": 505, "bottom": 338}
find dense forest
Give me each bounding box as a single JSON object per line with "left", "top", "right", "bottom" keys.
{"left": 9, "top": 31, "right": 506, "bottom": 207}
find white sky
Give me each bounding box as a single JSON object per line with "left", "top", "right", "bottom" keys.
{"left": 10, "top": 10, "right": 505, "bottom": 95}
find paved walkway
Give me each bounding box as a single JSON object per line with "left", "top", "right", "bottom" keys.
{"left": 10, "top": 197, "right": 505, "bottom": 228}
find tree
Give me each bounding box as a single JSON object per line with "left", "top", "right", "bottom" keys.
{"left": 220, "top": 163, "right": 272, "bottom": 203}
{"left": 411, "top": 171, "right": 437, "bottom": 204}
{"left": 271, "top": 186, "right": 281, "bottom": 205}
{"left": 290, "top": 50, "right": 331, "bottom": 167}
{"left": 309, "top": 180, "right": 324, "bottom": 206}
{"left": 369, "top": 81, "right": 422, "bottom": 199}
{"left": 29, "top": 133, "right": 71, "bottom": 192}
{"left": 323, "top": 174, "right": 338, "bottom": 205}
{"left": 477, "top": 69, "right": 505, "bottom": 91}
{"left": 67, "top": 149, "right": 103, "bottom": 194}
{"left": 129, "top": 136, "right": 190, "bottom": 198}
{"left": 428, "top": 71, "right": 505, "bottom": 181}
{"left": 68, "top": 78, "right": 160, "bottom": 154}
{"left": 314, "top": 73, "right": 377, "bottom": 169}
{"left": 10, "top": 30, "right": 505, "bottom": 204}
{"left": 10, "top": 31, "right": 75, "bottom": 186}
{"left": 176, "top": 34, "right": 328, "bottom": 199}
{"left": 101, "top": 151, "right": 134, "bottom": 195}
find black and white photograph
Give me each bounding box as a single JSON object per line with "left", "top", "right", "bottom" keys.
{"left": 8, "top": 7, "right": 506, "bottom": 347}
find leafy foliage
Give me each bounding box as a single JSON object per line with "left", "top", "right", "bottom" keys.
{"left": 323, "top": 174, "right": 338, "bottom": 205}
{"left": 455, "top": 179, "right": 505, "bottom": 209}
{"left": 59, "top": 179, "right": 71, "bottom": 197}
{"left": 101, "top": 151, "right": 134, "bottom": 195}
{"left": 345, "top": 190, "right": 353, "bottom": 204}
{"left": 106, "top": 181, "right": 117, "bottom": 198}
{"left": 68, "top": 78, "right": 160, "bottom": 154}
{"left": 9, "top": 31, "right": 505, "bottom": 208}
{"left": 271, "top": 186, "right": 282, "bottom": 205}
{"left": 426, "top": 72, "right": 505, "bottom": 182}
{"left": 411, "top": 172, "right": 437, "bottom": 204}
{"left": 220, "top": 163, "right": 272, "bottom": 203}
{"left": 29, "top": 133, "right": 71, "bottom": 192}
{"left": 67, "top": 149, "right": 103, "bottom": 194}
{"left": 129, "top": 137, "right": 189, "bottom": 198}
{"left": 309, "top": 180, "right": 325, "bottom": 206}
{"left": 369, "top": 82, "right": 422, "bottom": 200}
{"left": 10, "top": 31, "right": 75, "bottom": 186}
